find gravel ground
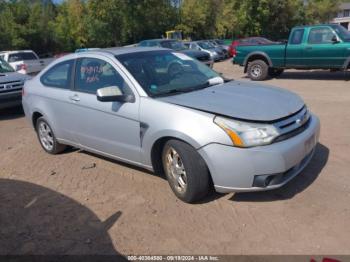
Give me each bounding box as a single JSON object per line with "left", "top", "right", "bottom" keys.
{"left": 0, "top": 60, "right": 349, "bottom": 256}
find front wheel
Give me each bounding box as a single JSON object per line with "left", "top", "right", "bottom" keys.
{"left": 162, "top": 140, "right": 210, "bottom": 203}
{"left": 247, "top": 60, "right": 269, "bottom": 81}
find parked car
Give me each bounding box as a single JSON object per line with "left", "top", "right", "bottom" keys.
{"left": 185, "top": 41, "right": 225, "bottom": 61}
{"left": 0, "top": 50, "right": 53, "bottom": 75}
{"left": 139, "top": 39, "right": 213, "bottom": 67}
{"left": 234, "top": 24, "right": 350, "bottom": 80}
{"left": 228, "top": 37, "right": 275, "bottom": 57}
{"left": 22, "top": 47, "right": 320, "bottom": 203}
{"left": 208, "top": 39, "right": 230, "bottom": 58}
{"left": 0, "top": 58, "right": 31, "bottom": 109}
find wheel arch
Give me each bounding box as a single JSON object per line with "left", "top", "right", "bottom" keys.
{"left": 343, "top": 56, "right": 350, "bottom": 69}
{"left": 147, "top": 131, "right": 205, "bottom": 176}
{"left": 30, "top": 109, "right": 58, "bottom": 137}
{"left": 31, "top": 110, "right": 44, "bottom": 129}
{"left": 244, "top": 52, "right": 272, "bottom": 73}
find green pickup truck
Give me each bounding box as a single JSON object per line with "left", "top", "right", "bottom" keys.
{"left": 234, "top": 24, "right": 350, "bottom": 80}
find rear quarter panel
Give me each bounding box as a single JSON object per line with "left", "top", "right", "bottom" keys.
{"left": 235, "top": 44, "right": 286, "bottom": 67}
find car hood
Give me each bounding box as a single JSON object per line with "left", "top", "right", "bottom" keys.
{"left": 158, "top": 81, "right": 305, "bottom": 122}
{"left": 0, "top": 72, "right": 31, "bottom": 84}
{"left": 180, "top": 49, "right": 208, "bottom": 58}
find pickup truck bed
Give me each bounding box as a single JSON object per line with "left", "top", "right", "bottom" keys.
{"left": 234, "top": 24, "right": 350, "bottom": 80}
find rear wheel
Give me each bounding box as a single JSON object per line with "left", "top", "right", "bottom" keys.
{"left": 268, "top": 68, "right": 284, "bottom": 78}
{"left": 247, "top": 60, "right": 269, "bottom": 81}
{"left": 162, "top": 139, "right": 210, "bottom": 203}
{"left": 36, "top": 117, "right": 66, "bottom": 154}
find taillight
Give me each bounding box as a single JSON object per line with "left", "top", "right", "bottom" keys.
{"left": 232, "top": 47, "right": 237, "bottom": 56}
{"left": 16, "top": 64, "right": 27, "bottom": 72}
{"left": 229, "top": 46, "right": 237, "bottom": 57}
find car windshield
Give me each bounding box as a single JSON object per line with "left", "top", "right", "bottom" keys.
{"left": 198, "top": 42, "right": 215, "bottom": 49}
{"left": 331, "top": 25, "right": 350, "bottom": 41}
{"left": 160, "top": 41, "right": 187, "bottom": 51}
{"left": 0, "top": 58, "right": 15, "bottom": 73}
{"left": 116, "top": 50, "right": 222, "bottom": 97}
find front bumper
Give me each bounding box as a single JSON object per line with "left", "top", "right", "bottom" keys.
{"left": 0, "top": 90, "right": 22, "bottom": 109}
{"left": 212, "top": 54, "right": 225, "bottom": 62}
{"left": 198, "top": 114, "right": 320, "bottom": 193}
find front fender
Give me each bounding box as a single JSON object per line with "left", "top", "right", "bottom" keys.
{"left": 139, "top": 97, "right": 232, "bottom": 167}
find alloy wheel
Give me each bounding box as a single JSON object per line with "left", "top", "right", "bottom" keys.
{"left": 38, "top": 121, "right": 54, "bottom": 151}
{"left": 164, "top": 147, "right": 188, "bottom": 193}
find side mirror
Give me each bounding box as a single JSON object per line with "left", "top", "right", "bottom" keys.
{"left": 97, "top": 86, "right": 133, "bottom": 103}
{"left": 332, "top": 35, "right": 340, "bottom": 44}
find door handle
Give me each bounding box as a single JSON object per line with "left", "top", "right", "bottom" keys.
{"left": 305, "top": 46, "right": 312, "bottom": 50}
{"left": 69, "top": 95, "right": 80, "bottom": 102}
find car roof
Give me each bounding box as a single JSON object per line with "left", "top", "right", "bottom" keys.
{"left": 60, "top": 47, "right": 171, "bottom": 59}
{"left": 293, "top": 24, "right": 339, "bottom": 29}
{"left": 46, "top": 47, "right": 173, "bottom": 67}
{"left": 102, "top": 46, "right": 170, "bottom": 55}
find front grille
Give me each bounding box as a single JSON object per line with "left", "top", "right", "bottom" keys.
{"left": 0, "top": 80, "right": 23, "bottom": 93}
{"left": 272, "top": 106, "right": 310, "bottom": 143}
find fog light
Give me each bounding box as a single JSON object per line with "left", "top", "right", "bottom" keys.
{"left": 253, "top": 175, "right": 274, "bottom": 187}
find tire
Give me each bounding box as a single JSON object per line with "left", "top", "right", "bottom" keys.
{"left": 35, "top": 117, "right": 66, "bottom": 154}
{"left": 247, "top": 59, "right": 269, "bottom": 81}
{"left": 162, "top": 139, "right": 210, "bottom": 203}
{"left": 268, "top": 68, "right": 284, "bottom": 78}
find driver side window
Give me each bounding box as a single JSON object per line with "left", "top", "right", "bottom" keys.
{"left": 308, "top": 27, "right": 335, "bottom": 44}
{"left": 74, "top": 58, "right": 131, "bottom": 95}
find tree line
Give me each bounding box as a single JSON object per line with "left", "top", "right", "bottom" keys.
{"left": 0, "top": 0, "right": 343, "bottom": 55}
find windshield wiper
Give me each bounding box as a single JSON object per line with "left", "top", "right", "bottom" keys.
{"left": 153, "top": 77, "right": 225, "bottom": 97}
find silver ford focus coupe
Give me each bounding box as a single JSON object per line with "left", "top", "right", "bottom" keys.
{"left": 22, "top": 47, "right": 320, "bottom": 203}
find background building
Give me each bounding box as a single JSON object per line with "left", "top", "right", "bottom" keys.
{"left": 332, "top": 2, "right": 350, "bottom": 30}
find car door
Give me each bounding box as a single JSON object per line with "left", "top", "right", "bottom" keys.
{"left": 39, "top": 58, "right": 78, "bottom": 142}
{"left": 286, "top": 28, "right": 305, "bottom": 67}
{"left": 69, "top": 55, "right": 142, "bottom": 164}
{"left": 302, "top": 26, "right": 345, "bottom": 68}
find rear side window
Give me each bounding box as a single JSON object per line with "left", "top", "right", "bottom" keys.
{"left": 308, "top": 27, "right": 335, "bottom": 44}
{"left": 74, "top": 58, "right": 130, "bottom": 95}
{"left": 290, "top": 29, "right": 305, "bottom": 44}
{"left": 8, "top": 52, "right": 37, "bottom": 62}
{"left": 40, "top": 60, "right": 74, "bottom": 89}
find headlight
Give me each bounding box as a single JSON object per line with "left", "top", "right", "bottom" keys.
{"left": 214, "top": 116, "right": 280, "bottom": 148}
